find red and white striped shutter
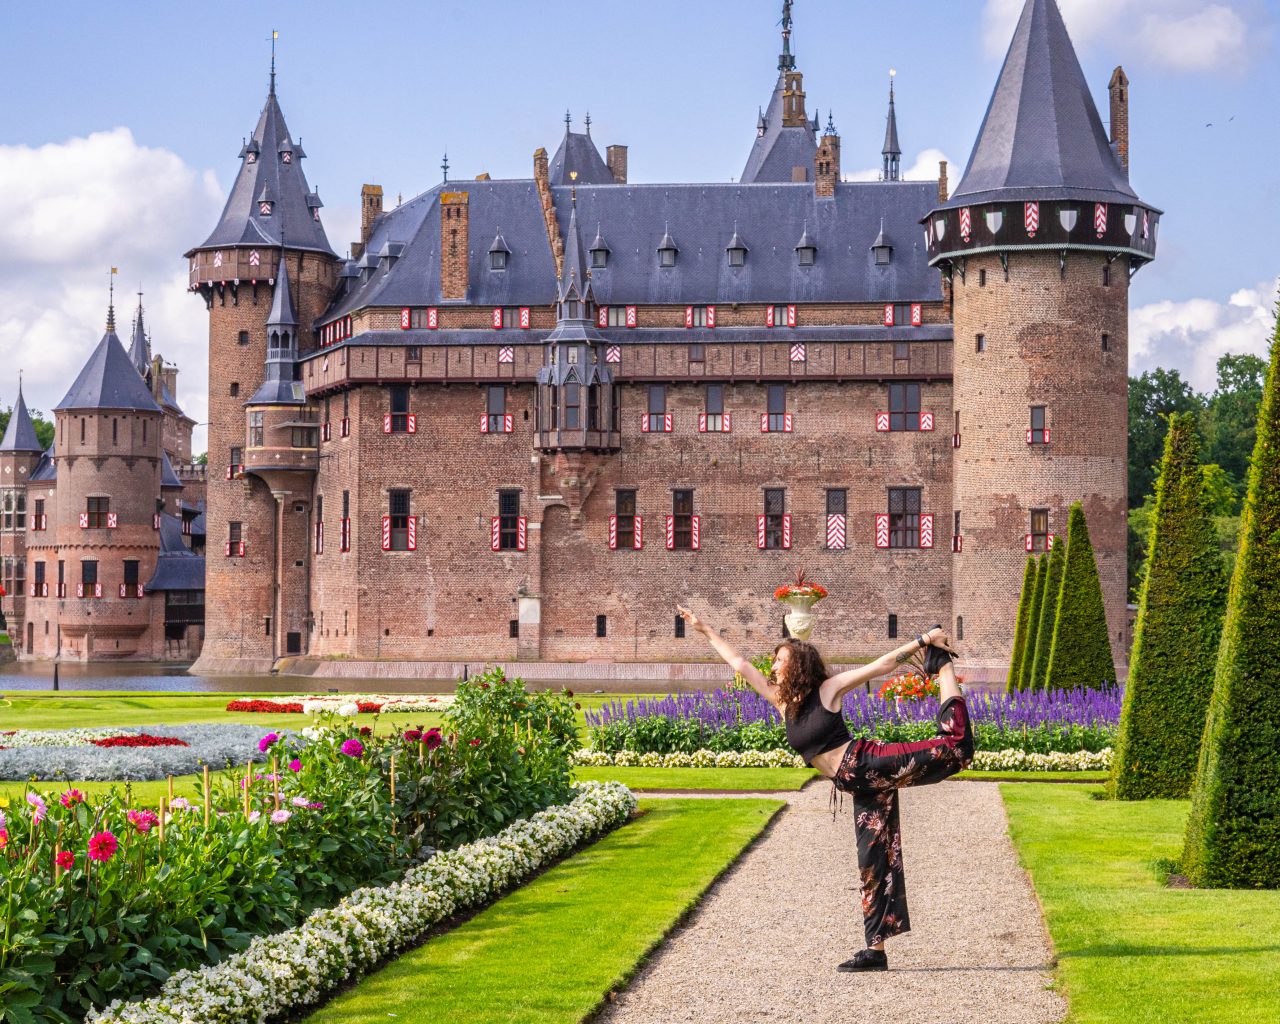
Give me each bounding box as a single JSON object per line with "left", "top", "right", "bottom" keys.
{"left": 491, "top": 517, "right": 501, "bottom": 551}
{"left": 1026, "top": 429, "right": 1034, "bottom": 445}
{"left": 480, "top": 414, "right": 489, "bottom": 434}
{"left": 760, "top": 413, "right": 769, "bottom": 433}
{"left": 960, "top": 207, "right": 972, "bottom": 241}
{"left": 119, "top": 584, "right": 126, "bottom": 599}
{"left": 790, "top": 343, "right": 806, "bottom": 363}
{"left": 492, "top": 307, "right": 504, "bottom": 329}
{"left": 952, "top": 534, "right": 963, "bottom": 553}
{"left": 504, "top": 414, "right": 513, "bottom": 433}
{"left": 383, "top": 414, "right": 393, "bottom": 434}
{"left": 342, "top": 417, "right": 350, "bottom": 437}
{"left": 919, "top": 411, "right": 935, "bottom": 431}
{"left": 238, "top": 540, "right": 246, "bottom": 558}
{"left": 79, "top": 512, "right": 89, "bottom": 529}
{"left": 706, "top": 305, "right": 716, "bottom": 328}
{"left": 783, "top": 412, "right": 794, "bottom": 432}
{"left": 920, "top": 514, "right": 934, "bottom": 549}
{"left": 634, "top": 515, "right": 644, "bottom": 549}
{"left": 95, "top": 583, "right": 103, "bottom": 599}
{"left": 382, "top": 517, "right": 392, "bottom": 551}
{"left": 826, "top": 514, "right": 847, "bottom": 550}
{"left": 875, "top": 514, "right": 891, "bottom": 549}
{"left": 77, "top": 583, "right": 85, "bottom": 598}
{"left": 766, "top": 305, "right": 775, "bottom": 328}
{"left": 225, "top": 541, "right": 232, "bottom": 557}
{"left": 136, "top": 583, "right": 144, "bottom": 598}
{"left": 698, "top": 412, "right": 707, "bottom": 432}
{"left": 724, "top": 412, "right": 732, "bottom": 432}
{"left": 641, "top": 414, "right": 650, "bottom": 433}
{"left": 952, "top": 432, "right": 961, "bottom": 448}
{"left": 883, "top": 304, "right": 895, "bottom": 327}
{"left": 106, "top": 512, "right": 118, "bottom": 529}
{"left": 1047, "top": 533, "right": 1056, "bottom": 549}
{"left": 876, "top": 412, "right": 891, "bottom": 433}
{"left": 597, "top": 306, "right": 608, "bottom": 328}
{"left": 499, "top": 345, "right": 515, "bottom": 364}
{"left": 691, "top": 515, "right": 701, "bottom": 550}
{"left": 341, "top": 519, "right": 351, "bottom": 552}
{"left": 666, "top": 515, "right": 675, "bottom": 550}
{"left": 787, "top": 304, "right": 797, "bottom": 327}
{"left": 1025, "top": 534, "right": 1034, "bottom": 552}
{"left": 427, "top": 307, "right": 439, "bottom": 329}
{"left": 609, "top": 515, "right": 618, "bottom": 549}
{"left": 519, "top": 307, "right": 531, "bottom": 329}
{"left": 28, "top": 582, "right": 35, "bottom": 597}
{"left": 1025, "top": 201, "right": 1040, "bottom": 235}
{"left": 406, "top": 414, "right": 417, "bottom": 434}
{"left": 781, "top": 514, "right": 792, "bottom": 549}
{"left": 1094, "top": 203, "right": 1108, "bottom": 237}
{"left": 400, "top": 307, "right": 411, "bottom": 330}
{"left": 316, "top": 522, "right": 324, "bottom": 554}
{"left": 664, "top": 412, "right": 673, "bottom": 433}
{"left": 322, "top": 421, "right": 330, "bottom": 442}
{"left": 685, "top": 306, "right": 694, "bottom": 329}
{"left": 516, "top": 516, "right": 527, "bottom": 551}
{"left": 911, "top": 303, "right": 923, "bottom": 327}
{"left": 1044, "top": 426, "right": 1052, "bottom": 444}
{"left": 407, "top": 515, "right": 417, "bottom": 551}
{"left": 626, "top": 306, "right": 637, "bottom": 328}
{"left": 607, "top": 345, "right": 621, "bottom": 363}
{"left": 756, "top": 515, "right": 767, "bottom": 549}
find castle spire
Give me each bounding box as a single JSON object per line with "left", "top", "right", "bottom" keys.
{"left": 106, "top": 267, "right": 117, "bottom": 333}
{"left": 741, "top": 0, "right": 816, "bottom": 183}
{"left": 779, "top": 0, "right": 795, "bottom": 71}
{"left": 128, "top": 290, "right": 151, "bottom": 376}
{"left": 269, "top": 29, "right": 277, "bottom": 95}
{"left": 249, "top": 253, "right": 302, "bottom": 405}
{"left": 0, "top": 375, "right": 42, "bottom": 453}
{"left": 882, "top": 71, "right": 901, "bottom": 181}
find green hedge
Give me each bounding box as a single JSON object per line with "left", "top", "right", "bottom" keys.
{"left": 1006, "top": 557, "right": 1038, "bottom": 693}
{"left": 1046, "top": 503, "right": 1116, "bottom": 691}
{"left": 1029, "top": 542, "right": 1064, "bottom": 691}
{"left": 1183, "top": 321, "right": 1280, "bottom": 889}
{"left": 1111, "top": 414, "right": 1227, "bottom": 799}
{"left": 1015, "top": 553, "right": 1048, "bottom": 691}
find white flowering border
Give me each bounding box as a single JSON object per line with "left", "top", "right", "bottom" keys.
{"left": 87, "top": 782, "right": 636, "bottom": 1024}
{"left": 571, "top": 747, "right": 1113, "bottom": 772}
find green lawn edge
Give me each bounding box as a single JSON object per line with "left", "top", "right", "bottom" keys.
{"left": 572, "top": 766, "right": 818, "bottom": 790}
{"left": 305, "top": 797, "right": 785, "bottom": 1024}
{"left": 1001, "top": 783, "right": 1280, "bottom": 1024}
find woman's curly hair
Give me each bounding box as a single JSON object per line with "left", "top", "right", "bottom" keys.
{"left": 771, "top": 639, "right": 829, "bottom": 714}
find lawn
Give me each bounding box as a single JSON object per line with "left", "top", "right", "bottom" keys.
{"left": 305, "top": 797, "right": 784, "bottom": 1024}
{"left": 955, "top": 769, "right": 1109, "bottom": 783}
{"left": 572, "top": 766, "right": 818, "bottom": 790}
{"left": 1002, "top": 783, "right": 1280, "bottom": 1024}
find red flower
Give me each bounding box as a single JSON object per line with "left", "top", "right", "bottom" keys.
{"left": 359, "top": 726, "right": 373, "bottom": 737}
{"left": 56, "top": 850, "right": 75, "bottom": 870}
{"left": 424, "top": 729, "right": 443, "bottom": 750}
{"left": 468, "top": 738, "right": 481, "bottom": 746}
{"left": 226, "top": 699, "right": 304, "bottom": 713}
{"left": 88, "top": 831, "right": 118, "bottom": 862}
{"left": 404, "top": 729, "right": 423, "bottom": 742}
{"left": 92, "top": 734, "right": 189, "bottom": 748}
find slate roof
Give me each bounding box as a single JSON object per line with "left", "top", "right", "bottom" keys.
{"left": 160, "top": 451, "right": 183, "bottom": 488}
{"left": 0, "top": 381, "right": 42, "bottom": 452}
{"left": 55, "top": 321, "right": 163, "bottom": 413}
{"left": 740, "top": 74, "right": 817, "bottom": 184}
{"left": 547, "top": 129, "right": 613, "bottom": 186}
{"left": 146, "top": 513, "right": 205, "bottom": 592}
{"left": 882, "top": 85, "right": 901, "bottom": 160}
{"left": 194, "top": 80, "right": 335, "bottom": 256}
{"left": 942, "top": 0, "right": 1142, "bottom": 208}
{"left": 30, "top": 447, "right": 56, "bottom": 482}
{"left": 251, "top": 254, "right": 307, "bottom": 404}
{"left": 128, "top": 303, "right": 151, "bottom": 376}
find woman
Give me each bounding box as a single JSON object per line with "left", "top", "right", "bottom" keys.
{"left": 677, "top": 606, "right": 974, "bottom": 973}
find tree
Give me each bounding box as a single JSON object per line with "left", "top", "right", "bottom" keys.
{"left": 1045, "top": 503, "right": 1116, "bottom": 691}
{"left": 1111, "top": 414, "right": 1228, "bottom": 799}
{"left": 0, "top": 405, "right": 55, "bottom": 451}
{"left": 1129, "top": 368, "right": 1201, "bottom": 508}
{"left": 1006, "top": 558, "right": 1038, "bottom": 693}
{"left": 1182, "top": 322, "right": 1280, "bottom": 889}
{"left": 1028, "top": 542, "right": 1064, "bottom": 691}
{"left": 1016, "top": 553, "right": 1049, "bottom": 691}
{"left": 1201, "top": 352, "right": 1267, "bottom": 491}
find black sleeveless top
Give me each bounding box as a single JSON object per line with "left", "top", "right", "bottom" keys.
{"left": 784, "top": 686, "right": 853, "bottom": 766}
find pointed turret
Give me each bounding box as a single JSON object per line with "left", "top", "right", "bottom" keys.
{"left": 249, "top": 254, "right": 303, "bottom": 404}
{"left": 882, "top": 73, "right": 902, "bottom": 182}
{"left": 741, "top": 0, "right": 816, "bottom": 183}
{"left": 128, "top": 296, "right": 151, "bottom": 377}
{"left": 55, "top": 307, "right": 162, "bottom": 413}
{"left": 0, "top": 379, "right": 41, "bottom": 453}
{"left": 194, "top": 72, "right": 334, "bottom": 255}
{"left": 548, "top": 115, "right": 614, "bottom": 186}
{"left": 555, "top": 195, "right": 594, "bottom": 314}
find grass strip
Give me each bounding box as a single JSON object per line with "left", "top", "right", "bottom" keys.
{"left": 572, "top": 766, "right": 818, "bottom": 790}
{"left": 1002, "top": 783, "right": 1280, "bottom": 1024}
{"left": 305, "top": 797, "right": 783, "bottom": 1024}
{"left": 955, "top": 769, "right": 1109, "bottom": 783}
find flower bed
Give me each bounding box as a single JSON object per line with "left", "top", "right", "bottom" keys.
{"left": 571, "top": 747, "right": 1113, "bottom": 771}
{"left": 225, "top": 693, "right": 454, "bottom": 715}
{"left": 86, "top": 782, "right": 635, "bottom": 1024}
{"left": 585, "top": 686, "right": 1121, "bottom": 756}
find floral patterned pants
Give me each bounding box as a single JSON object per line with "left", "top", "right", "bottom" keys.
{"left": 831, "top": 696, "right": 974, "bottom": 948}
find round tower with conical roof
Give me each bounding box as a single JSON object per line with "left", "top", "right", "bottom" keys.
{"left": 186, "top": 65, "right": 338, "bottom": 671}
{"left": 926, "top": 0, "right": 1159, "bottom": 678}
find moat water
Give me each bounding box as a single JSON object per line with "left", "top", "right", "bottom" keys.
{"left": 0, "top": 662, "right": 456, "bottom": 694}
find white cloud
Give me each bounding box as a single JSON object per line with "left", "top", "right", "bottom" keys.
{"left": 0, "top": 128, "right": 226, "bottom": 453}
{"left": 847, "top": 147, "right": 950, "bottom": 184}
{"left": 982, "top": 0, "right": 1259, "bottom": 72}
{"left": 1130, "top": 278, "right": 1278, "bottom": 391}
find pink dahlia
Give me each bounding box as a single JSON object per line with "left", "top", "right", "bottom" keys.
{"left": 270, "top": 809, "right": 292, "bottom": 824}
{"left": 258, "top": 732, "right": 280, "bottom": 753}
{"left": 88, "top": 831, "right": 118, "bottom": 862}
{"left": 60, "top": 789, "right": 85, "bottom": 808}
{"left": 288, "top": 759, "right": 302, "bottom": 772}
{"left": 56, "top": 850, "right": 75, "bottom": 870}
{"left": 340, "top": 738, "right": 364, "bottom": 758}
{"left": 26, "top": 792, "right": 47, "bottom": 824}
{"left": 126, "top": 809, "right": 159, "bottom": 833}
{"left": 424, "top": 729, "right": 443, "bottom": 751}
{"left": 0, "top": 829, "right": 7, "bottom": 852}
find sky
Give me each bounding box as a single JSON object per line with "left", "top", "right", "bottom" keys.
{"left": 1, "top": 0, "right": 1277, "bottom": 454}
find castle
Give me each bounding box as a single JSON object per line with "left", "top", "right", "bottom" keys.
{"left": 8, "top": 0, "right": 1158, "bottom": 677}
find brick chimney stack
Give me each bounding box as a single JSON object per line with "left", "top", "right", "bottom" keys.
{"left": 439, "top": 191, "right": 470, "bottom": 300}
{"left": 815, "top": 122, "right": 840, "bottom": 198}
{"left": 606, "top": 145, "right": 628, "bottom": 184}
{"left": 1109, "top": 66, "right": 1130, "bottom": 170}
{"left": 938, "top": 160, "right": 949, "bottom": 202}
{"left": 353, "top": 184, "right": 383, "bottom": 260}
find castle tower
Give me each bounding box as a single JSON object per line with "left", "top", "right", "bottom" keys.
{"left": 0, "top": 378, "right": 44, "bottom": 645}
{"left": 926, "top": 0, "right": 1158, "bottom": 677}
{"left": 741, "top": 0, "right": 818, "bottom": 183}
{"left": 882, "top": 73, "right": 901, "bottom": 182}
{"left": 186, "top": 65, "right": 338, "bottom": 672}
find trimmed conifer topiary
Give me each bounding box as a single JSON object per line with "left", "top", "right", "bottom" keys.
{"left": 1016, "top": 553, "right": 1049, "bottom": 691}
{"left": 1111, "top": 414, "right": 1227, "bottom": 799}
{"left": 1046, "top": 503, "right": 1117, "bottom": 691}
{"left": 1006, "top": 558, "right": 1038, "bottom": 693}
{"left": 1029, "top": 543, "right": 1065, "bottom": 691}
{"left": 1182, "top": 321, "right": 1280, "bottom": 889}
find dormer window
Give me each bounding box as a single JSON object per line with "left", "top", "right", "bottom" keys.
{"left": 488, "top": 230, "right": 511, "bottom": 272}
{"left": 726, "top": 227, "right": 748, "bottom": 268}
{"left": 873, "top": 244, "right": 891, "bottom": 266}
{"left": 795, "top": 224, "right": 817, "bottom": 267}
{"left": 281, "top": 149, "right": 293, "bottom": 164}
{"left": 257, "top": 186, "right": 273, "bottom": 218}
{"left": 658, "top": 227, "right": 679, "bottom": 269}
{"left": 590, "top": 226, "right": 610, "bottom": 269}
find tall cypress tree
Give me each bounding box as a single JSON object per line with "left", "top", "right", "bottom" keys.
{"left": 1006, "top": 557, "right": 1038, "bottom": 693}
{"left": 1046, "top": 503, "right": 1116, "bottom": 691}
{"left": 1111, "top": 414, "right": 1227, "bottom": 799}
{"left": 1029, "top": 543, "right": 1065, "bottom": 691}
{"left": 1016, "top": 553, "right": 1049, "bottom": 691}
{"left": 1183, "top": 322, "right": 1280, "bottom": 889}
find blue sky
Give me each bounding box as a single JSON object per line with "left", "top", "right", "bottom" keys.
{"left": 1, "top": 0, "right": 1277, "bottom": 449}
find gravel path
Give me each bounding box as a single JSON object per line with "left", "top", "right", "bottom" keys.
{"left": 598, "top": 781, "right": 1066, "bottom": 1024}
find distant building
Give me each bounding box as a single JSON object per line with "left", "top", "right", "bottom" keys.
{"left": 183, "top": 0, "right": 1155, "bottom": 677}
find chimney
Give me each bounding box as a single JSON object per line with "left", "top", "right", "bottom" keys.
{"left": 440, "top": 190, "right": 470, "bottom": 300}
{"left": 938, "top": 160, "right": 949, "bottom": 203}
{"left": 353, "top": 184, "right": 383, "bottom": 260}
{"left": 533, "top": 147, "right": 565, "bottom": 279}
{"left": 606, "top": 145, "right": 628, "bottom": 184}
{"left": 815, "top": 128, "right": 840, "bottom": 198}
{"left": 1109, "top": 66, "right": 1130, "bottom": 171}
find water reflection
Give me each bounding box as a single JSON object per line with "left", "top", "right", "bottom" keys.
{"left": 0, "top": 662, "right": 456, "bottom": 694}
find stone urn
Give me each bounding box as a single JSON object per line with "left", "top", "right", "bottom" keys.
{"left": 780, "top": 594, "right": 820, "bottom": 640}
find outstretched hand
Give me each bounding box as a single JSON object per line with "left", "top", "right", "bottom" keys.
{"left": 676, "top": 605, "right": 710, "bottom": 636}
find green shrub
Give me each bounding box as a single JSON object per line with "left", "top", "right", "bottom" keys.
{"left": 1046, "top": 504, "right": 1116, "bottom": 691}
{"left": 1183, "top": 319, "right": 1280, "bottom": 889}
{"left": 1014, "top": 553, "right": 1049, "bottom": 691}
{"left": 1111, "top": 414, "right": 1227, "bottom": 799}
{"left": 1029, "top": 542, "right": 1065, "bottom": 691}
{"left": 1006, "top": 558, "right": 1038, "bottom": 693}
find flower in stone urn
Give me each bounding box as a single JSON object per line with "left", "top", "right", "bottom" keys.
{"left": 774, "top": 571, "right": 828, "bottom": 640}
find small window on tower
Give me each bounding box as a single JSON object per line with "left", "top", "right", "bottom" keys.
{"left": 596, "top": 614, "right": 608, "bottom": 638}
{"left": 1101, "top": 333, "right": 1110, "bottom": 352}
{"left": 238, "top": 331, "right": 250, "bottom": 346}
{"left": 1103, "top": 265, "right": 1112, "bottom": 287}
{"left": 975, "top": 334, "right": 986, "bottom": 353}
{"left": 979, "top": 268, "right": 987, "bottom": 287}
{"left": 888, "top": 614, "right": 898, "bottom": 639}
{"left": 230, "top": 382, "right": 240, "bottom": 397}
{"left": 1029, "top": 508, "right": 1050, "bottom": 551}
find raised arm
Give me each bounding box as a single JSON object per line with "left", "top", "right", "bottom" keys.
{"left": 819, "top": 627, "right": 943, "bottom": 705}
{"left": 677, "top": 605, "right": 780, "bottom": 707}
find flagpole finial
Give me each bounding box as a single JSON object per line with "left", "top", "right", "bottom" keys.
{"left": 106, "top": 267, "right": 117, "bottom": 332}
{"left": 269, "top": 29, "right": 278, "bottom": 94}
{"left": 441, "top": 151, "right": 450, "bottom": 183}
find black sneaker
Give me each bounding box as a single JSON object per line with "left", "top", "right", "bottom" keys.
{"left": 837, "top": 948, "right": 888, "bottom": 972}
